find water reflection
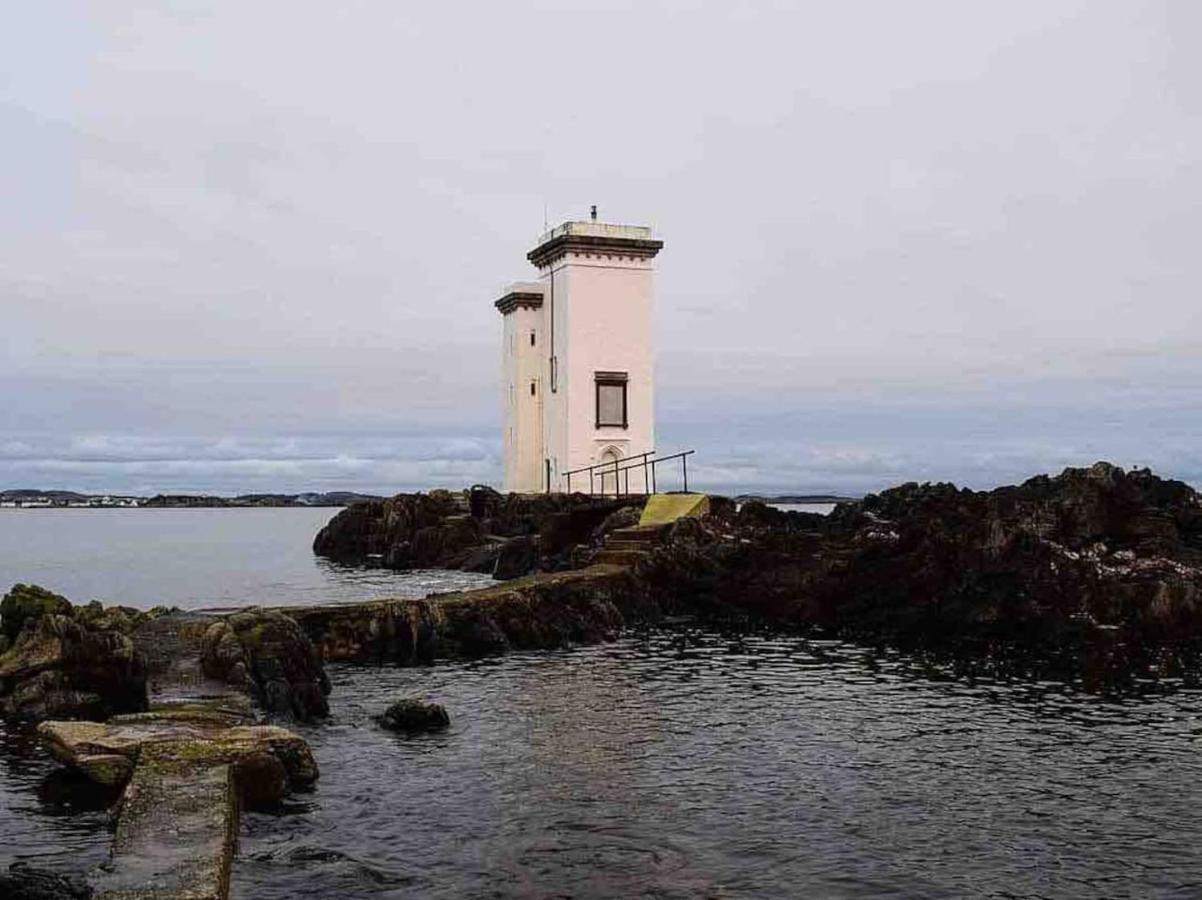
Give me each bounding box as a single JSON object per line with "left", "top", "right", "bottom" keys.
{"left": 234, "top": 624, "right": 1202, "bottom": 899}
{"left": 4, "top": 621, "right": 1200, "bottom": 896}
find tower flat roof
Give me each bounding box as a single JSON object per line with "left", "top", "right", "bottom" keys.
{"left": 528, "top": 220, "right": 663, "bottom": 268}
{"left": 536, "top": 221, "right": 654, "bottom": 245}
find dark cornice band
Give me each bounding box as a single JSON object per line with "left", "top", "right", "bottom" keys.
{"left": 527, "top": 234, "right": 664, "bottom": 269}
{"left": 494, "top": 291, "right": 544, "bottom": 314}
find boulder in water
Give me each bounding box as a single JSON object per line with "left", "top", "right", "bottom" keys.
{"left": 375, "top": 698, "right": 450, "bottom": 733}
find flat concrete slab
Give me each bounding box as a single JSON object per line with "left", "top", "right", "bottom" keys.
{"left": 93, "top": 745, "right": 236, "bottom": 900}
{"left": 39, "top": 698, "right": 318, "bottom": 900}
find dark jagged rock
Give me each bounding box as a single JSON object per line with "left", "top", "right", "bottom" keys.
{"left": 375, "top": 698, "right": 450, "bottom": 732}
{"left": 0, "top": 862, "right": 92, "bottom": 900}
{"left": 493, "top": 535, "right": 539, "bottom": 580}
{"left": 313, "top": 489, "right": 644, "bottom": 579}
{"left": 590, "top": 505, "right": 642, "bottom": 541}
{"left": 645, "top": 463, "right": 1202, "bottom": 686}
{"left": 200, "top": 610, "right": 330, "bottom": 721}
{"left": 0, "top": 587, "right": 148, "bottom": 722}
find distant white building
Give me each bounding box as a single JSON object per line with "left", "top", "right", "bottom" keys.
{"left": 496, "top": 212, "right": 663, "bottom": 493}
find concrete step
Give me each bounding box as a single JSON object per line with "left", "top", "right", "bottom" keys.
{"left": 609, "top": 525, "right": 669, "bottom": 544}
{"left": 602, "top": 539, "right": 646, "bottom": 552}
{"left": 593, "top": 549, "right": 649, "bottom": 568}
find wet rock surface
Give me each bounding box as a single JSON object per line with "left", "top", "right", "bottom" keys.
{"left": 200, "top": 610, "right": 331, "bottom": 721}
{"left": 0, "top": 862, "right": 93, "bottom": 900}
{"left": 375, "top": 698, "right": 450, "bottom": 732}
{"left": 313, "top": 488, "right": 644, "bottom": 578}
{"left": 645, "top": 463, "right": 1202, "bottom": 684}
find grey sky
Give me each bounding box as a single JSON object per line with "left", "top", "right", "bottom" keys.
{"left": 3, "top": 1, "right": 1200, "bottom": 495}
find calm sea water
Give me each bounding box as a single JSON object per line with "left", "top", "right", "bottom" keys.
{"left": 0, "top": 508, "right": 492, "bottom": 609}
{"left": 3, "top": 510, "right": 1202, "bottom": 898}
{"left": 771, "top": 502, "right": 837, "bottom": 515}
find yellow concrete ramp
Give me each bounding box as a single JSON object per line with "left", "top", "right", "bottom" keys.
{"left": 639, "top": 493, "right": 709, "bottom": 526}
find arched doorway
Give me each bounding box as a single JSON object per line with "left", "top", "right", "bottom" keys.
{"left": 598, "top": 446, "right": 623, "bottom": 496}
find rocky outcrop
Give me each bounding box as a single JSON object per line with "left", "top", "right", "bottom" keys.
{"left": 199, "top": 610, "right": 330, "bottom": 721}
{"left": 0, "top": 588, "right": 149, "bottom": 722}
{"left": 0, "top": 586, "right": 332, "bottom": 724}
{"left": 645, "top": 463, "right": 1202, "bottom": 684}
{"left": 375, "top": 698, "right": 450, "bottom": 732}
{"left": 1, "top": 584, "right": 74, "bottom": 644}
{"left": 313, "top": 488, "right": 644, "bottom": 578}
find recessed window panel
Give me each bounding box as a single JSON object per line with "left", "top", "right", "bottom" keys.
{"left": 595, "top": 373, "right": 628, "bottom": 428}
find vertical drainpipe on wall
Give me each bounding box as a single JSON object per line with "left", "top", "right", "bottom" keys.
{"left": 546, "top": 259, "right": 555, "bottom": 491}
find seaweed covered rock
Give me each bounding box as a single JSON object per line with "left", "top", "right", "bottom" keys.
{"left": 0, "top": 586, "right": 148, "bottom": 722}
{"left": 375, "top": 698, "right": 450, "bottom": 733}
{"left": 1, "top": 583, "right": 73, "bottom": 641}
{"left": 200, "top": 609, "right": 330, "bottom": 721}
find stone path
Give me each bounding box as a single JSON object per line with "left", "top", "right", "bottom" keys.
{"left": 39, "top": 685, "right": 317, "bottom": 899}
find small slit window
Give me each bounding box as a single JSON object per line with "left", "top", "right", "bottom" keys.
{"left": 530, "top": 381, "right": 536, "bottom": 396}
{"left": 595, "top": 371, "right": 628, "bottom": 428}
{"left": 530, "top": 330, "right": 536, "bottom": 347}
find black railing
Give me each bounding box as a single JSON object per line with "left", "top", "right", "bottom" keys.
{"left": 563, "top": 449, "right": 695, "bottom": 497}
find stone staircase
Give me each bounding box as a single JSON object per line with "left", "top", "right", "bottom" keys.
{"left": 593, "top": 494, "right": 711, "bottom": 569}
{"left": 593, "top": 524, "right": 670, "bottom": 568}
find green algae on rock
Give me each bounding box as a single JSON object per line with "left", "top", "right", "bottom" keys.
{"left": 0, "top": 607, "right": 148, "bottom": 722}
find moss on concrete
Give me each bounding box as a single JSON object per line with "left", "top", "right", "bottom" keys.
{"left": 639, "top": 493, "right": 710, "bottom": 526}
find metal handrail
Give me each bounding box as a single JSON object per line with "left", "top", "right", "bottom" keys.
{"left": 565, "top": 449, "right": 694, "bottom": 497}
{"left": 565, "top": 450, "right": 654, "bottom": 495}
{"left": 563, "top": 449, "right": 656, "bottom": 478}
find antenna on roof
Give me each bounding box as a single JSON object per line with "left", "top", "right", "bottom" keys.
{"left": 590, "top": 204, "right": 597, "bottom": 222}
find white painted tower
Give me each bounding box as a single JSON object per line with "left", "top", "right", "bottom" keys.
{"left": 496, "top": 213, "right": 664, "bottom": 493}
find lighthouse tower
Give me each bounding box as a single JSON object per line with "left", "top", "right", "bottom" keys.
{"left": 496, "top": 211, "right": 663, "bottom": 493}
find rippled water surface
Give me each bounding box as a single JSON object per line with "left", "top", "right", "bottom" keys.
{"left": 225, "top": 627, "right": 1202, "bottom": 899}
{"left": 0, "top": 508, "right": 492, "bottom": 608}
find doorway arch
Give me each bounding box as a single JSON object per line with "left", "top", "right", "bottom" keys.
{"left": 598, "top": 446, "right": 623, "bottom": 496}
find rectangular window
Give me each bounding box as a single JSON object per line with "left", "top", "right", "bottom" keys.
{"left": 595, "top": 371, "right": 628, "bottom": 428}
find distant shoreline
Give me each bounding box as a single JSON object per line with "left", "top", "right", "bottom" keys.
{"left": 0, "top": 489, "right": 384, "bottom": 509}
{"left": 735, "top": 494, "right": 858, "bottom": 504}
